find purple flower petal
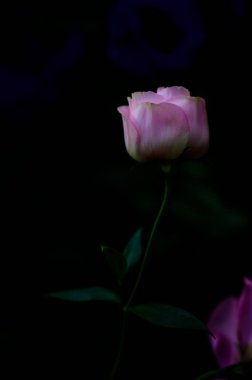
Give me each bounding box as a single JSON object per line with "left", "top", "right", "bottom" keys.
{"left": 208, "top": 297, "right": 240, "bottom": 367}
{"left": 238, "top": 277, "right": 252, "bottom": 350}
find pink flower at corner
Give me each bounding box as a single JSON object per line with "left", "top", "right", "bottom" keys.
{"left": 208, "top": 277, "right": 252, "bottom": 369}
{"left": 117, "top": 86, "right": 209, "bottom": 162}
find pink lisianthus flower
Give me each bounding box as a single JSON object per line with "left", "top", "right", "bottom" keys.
{"left": 117, "top": 86, "right": 209, "bottom": 162}
{"left": 208, "top": 277, "right": 252, "bottom": 370}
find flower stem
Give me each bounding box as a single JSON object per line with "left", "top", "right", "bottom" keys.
{"left": 109, "top": 169, "right": 170, "bottom": 379}
{"left": 124, "top": 175, "right": 169, "bottom": 310}
{"left": 109, "top": 313, "right": 126, "bottom": 380}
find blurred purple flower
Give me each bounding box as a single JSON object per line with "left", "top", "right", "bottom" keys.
{"left": 0, "top": 16, "right": 84, "bottom": 119}
{"left": 107, "top": 0, "right": 205, "bottom": 75}
{"left": 208, "top": 277, "right": 252, "bottom": 369}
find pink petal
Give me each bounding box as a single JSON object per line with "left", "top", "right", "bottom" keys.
{"left": 130, "top": 102, "right": 189, "bottom": 160}
{"left": 168, "top": 96, "right": 209, "bottom": 158}
{"left": 130, "top": 91, "right": 164, "bottom": 107}
{"left": 238, "top": 277, "right": 252, "bottom": 350}
{"left": 157, "top": 86, "right": 190, "bottom": 101}
{"left": 208, "top": 297, "right": 240, "bottom": 367}
{"left": 117, "top": 106, "right": 142, "bottom": 161}
{"left": 117, "top": 105, "right": 130, "bottom": 118}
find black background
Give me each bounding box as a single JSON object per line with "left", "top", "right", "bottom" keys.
{"left": 1, "top": 1, "right": 251, "bottom": 378}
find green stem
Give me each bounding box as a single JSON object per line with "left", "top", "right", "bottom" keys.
{"left": 109, "top": 313, "right": 126, "bottom": 380}
{"left": 109, "top": 168, "right": 170, "bottom": 379}
{"left": 124, "top": 176, "right": 169, "bottom": 310}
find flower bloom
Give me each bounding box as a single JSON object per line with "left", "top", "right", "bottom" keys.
{"left": 208, "top": 277, "right": 252, "bottom": 369}
{"left": 117, "top": 86, "right": 209, "bottom": 162}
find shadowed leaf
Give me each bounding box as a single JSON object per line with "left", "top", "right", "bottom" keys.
{"left": 193, "top": 362, "right": 252, "bottom": 380}
{"left": 49, "top": 287, "right": 122, "bottom": 304}
{"left": 128, "top": 303, "right": 208, "bottom": 331}
{"left": 123, "top": 228, "right": 143, "bottom": 271}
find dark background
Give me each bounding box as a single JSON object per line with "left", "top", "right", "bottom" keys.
{"left": 1, "top": 1, "right": 251, "bottom": 378}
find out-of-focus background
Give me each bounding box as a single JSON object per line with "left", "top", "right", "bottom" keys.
{"left": 1, "top": 1, "right": 251, "bottom": 378}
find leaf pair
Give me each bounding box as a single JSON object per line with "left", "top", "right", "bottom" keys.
{"left": 101, "top": 228, "right": 142, "bottom": 286}
{"left": 49, "top": 225, "right": 209, "bottom": 334}
{"left": 48, "top": 228, "right": 143, "bottom": 305}
{"left": 49, "top": 288, "right": 208, "bottom": 333}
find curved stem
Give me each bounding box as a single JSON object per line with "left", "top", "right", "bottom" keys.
{"left": 124, "top": 177, "right": 169, "bottom": 310}
{"left": 109, "top": 312, "right": 126, "bottom": 380}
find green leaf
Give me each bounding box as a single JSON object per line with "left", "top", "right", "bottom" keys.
{"left": 123, "top": 228, "right": 143, "bottom": 271}
{"left": 194, "top": 363, "right": 247, "bottom": 380}
{"left": 172, "top": 181, "right": 247, "bottom": 237}
{"left": 128, "top": 304, "right": 208, "bottom": 331}
{"left": 49, "top": 287, "right": 122, "bottom": 304}
{"left": 102, "top": 246, "right": 127, "bottom": 286}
